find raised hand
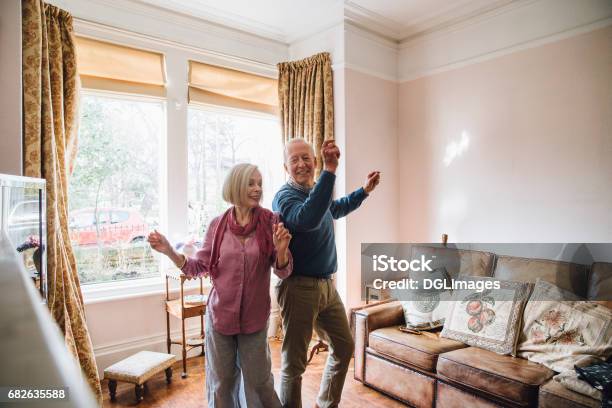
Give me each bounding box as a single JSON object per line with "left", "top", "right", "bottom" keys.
{"left": 321, "top": 139, "right": 340, "bottom": 173}
{"left": 363, "top": 171, "right": 381, "bottom": 194}
{"left": 147, "top": 230, "right": 173, "bottom": 256}
{"left": 273, "top": 222, "right": 292, "bottom": 269}
{"left": 273, "top": 222, "right": 292, "bottom": 254}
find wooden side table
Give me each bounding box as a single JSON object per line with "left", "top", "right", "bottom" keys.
{"left": 165, "top": 269, "right": 206, "bottom": 378}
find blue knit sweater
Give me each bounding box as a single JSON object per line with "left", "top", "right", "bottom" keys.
{"left": 272, "top": 171, "right": 368, "bottom": 278}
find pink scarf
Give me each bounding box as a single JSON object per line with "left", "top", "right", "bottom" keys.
{"left": 209, "top": 206, "right": 275, "bottom": 274}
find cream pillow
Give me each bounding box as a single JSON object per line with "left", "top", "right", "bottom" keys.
{"left": 401, "top": 267, "right": 452, "bottom": 330}
{"left": 440, "top": 277, "right": 531, "bottom": 355}
{"left": 517, "top": 279, "right": 612, "bottom": 373}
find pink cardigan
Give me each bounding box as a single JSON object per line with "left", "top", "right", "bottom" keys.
{"left": 181, "top": 213, "right": 292, "bottom": 335}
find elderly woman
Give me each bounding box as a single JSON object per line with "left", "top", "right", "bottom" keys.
{"left": 148, "top": 163, "right": 292, "bottom": 408}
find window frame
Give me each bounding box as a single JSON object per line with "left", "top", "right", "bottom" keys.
{"left": 74, "top": 31, "right": 281, "bottom": 304}
{"left": 76, "top": 89, "right": 177, "bottom": 298}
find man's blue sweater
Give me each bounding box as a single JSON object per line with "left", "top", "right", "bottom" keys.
{"left": 272, "top": 170, "right": 368, "bottom": 278}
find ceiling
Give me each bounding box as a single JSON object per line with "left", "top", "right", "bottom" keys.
{"left": 135, "top": 0, "right": 519, "bottom": 43}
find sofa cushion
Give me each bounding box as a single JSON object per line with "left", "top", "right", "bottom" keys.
{"left": 554, "top": 371, "right": 602, "bottom": 401}
{"left": 437, "top": 347, "right": 554, "bottom": 407}
{"left": 364, "top": 352, "right": 436, "bottom": 408}
{"left": 539, "top": 378, "right": 599, "bottom": 408}
{"left": 493, "top": 256, "right": 589, "bottom": 297}
{"left": 369, "top": 326, "right": 467, "bottom": 372}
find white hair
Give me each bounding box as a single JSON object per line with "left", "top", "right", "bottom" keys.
{"left": 283, "top": 138, "right": 315, "bottom": 162}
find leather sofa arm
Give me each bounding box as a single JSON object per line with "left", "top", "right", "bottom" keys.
{"left": 352, "top": 301, "right": 404, "bottom": 382}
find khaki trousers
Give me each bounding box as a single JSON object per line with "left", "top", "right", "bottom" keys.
{"left": 276, "top": 276, "right": 354, "bottom": 408}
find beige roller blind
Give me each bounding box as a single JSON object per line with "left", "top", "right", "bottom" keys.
{"left": 75, "top": 36, "right": 166, "bottom": 97}
{"left": 188, "top": 61, "right": 278, "bottom": 115}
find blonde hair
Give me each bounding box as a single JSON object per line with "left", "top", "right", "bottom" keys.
{"left": 222, "top": 163, "right": 261, "bottom": 206}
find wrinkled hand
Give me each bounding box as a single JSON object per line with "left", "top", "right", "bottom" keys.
{"left": 147, "top": 230, "right": 173, "bottom": 256}
{"left": 321, "top": 139, "right": 340, "bottom": 173}
{"left": 364, "top": 171, "right": 381, "bottom": 194}
{"left": 272, "top": 222, "right": 292, "bottom": 255}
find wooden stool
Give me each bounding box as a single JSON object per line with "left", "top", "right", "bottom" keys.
{"left": 104, "top": 351, "right": 175, "bottom": 403}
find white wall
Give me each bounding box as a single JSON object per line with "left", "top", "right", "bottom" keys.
{"left": 0, "top": 0, "right": 23, "bottom": 176}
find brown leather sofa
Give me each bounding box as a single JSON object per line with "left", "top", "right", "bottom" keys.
{"left": 352, "top": 246, "right": 611, "bottom": 408}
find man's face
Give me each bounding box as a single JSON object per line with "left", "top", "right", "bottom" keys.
{"left": 284, "top": 141, "right": 316, "bottom": 187}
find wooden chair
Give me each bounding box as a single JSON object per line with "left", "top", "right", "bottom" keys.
{"left": 165, "top": 269, "right": 206, "bottom": 378}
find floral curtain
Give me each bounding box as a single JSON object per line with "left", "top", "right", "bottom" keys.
{"left": 22, "top": 0, "right": 102, "bottom": 403}
{"left": 277, "top": 52, "right": 334, "bottom": 176}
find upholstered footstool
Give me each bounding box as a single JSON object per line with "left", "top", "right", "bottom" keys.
{"left": 104, "top": 351, "right": 176, "bottom": 403}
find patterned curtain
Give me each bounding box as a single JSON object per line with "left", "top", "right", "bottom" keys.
{"left": 277, "top": 52, "right": 334, "bottom": 176}
{"left": 22, "top": 0, "right": 102, "bottom": 404}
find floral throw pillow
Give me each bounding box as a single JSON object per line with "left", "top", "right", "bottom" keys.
{"left": 517, "top": 279, "right": 612, "bottom": 372}
{"left": 440, "top": 277, "right": 531, "bottom": 355}
{"left": 401, "top": 267, "right": 452, "bottom": 330}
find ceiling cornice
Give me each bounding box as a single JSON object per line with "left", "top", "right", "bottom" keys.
{"left": 343, "top": 1, "right": 403, "bottom": 42}
{"left": 131, "top": 0, "right": 344, "bottom": 46}
{"left": 344, "top": 0, "right": 524, "bottom": 43}
{"left": 133, "top": 0, "right": 288, "bottom": 43}
{"left": 398, "top": 0, "right": 519, "bottom": 40}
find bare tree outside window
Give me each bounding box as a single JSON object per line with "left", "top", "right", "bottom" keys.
{"left": 69, "top": 93, "right": 164, "bottom": 284}
{"left": 187, "top": 107, "right": 284, "bottom": 238}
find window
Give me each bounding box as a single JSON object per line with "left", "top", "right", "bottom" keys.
{"left": 71, "top": 36, "right": 285, "bottom": 295}
{"left": 69, "top": 92, "right": 164, "bottom": 284}
{"left": 187, "top": 106, "right": 284, "bottom": 237}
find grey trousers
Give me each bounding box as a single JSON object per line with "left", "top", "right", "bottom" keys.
{"left": 276, "top": 276, "right": 355, "bottom": 408}
{"left": 205, "top": 312, "right": 282, "bottom": 408}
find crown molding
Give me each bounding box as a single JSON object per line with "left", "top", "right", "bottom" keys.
{"left": 398, "top": 0, "right": 538, "bottom": 48}
{"left": 133, "top": 0, "right": 287, "bottom": 43}
{"left": 398, "top": 0, "right": 612, "bottom": 83}
{"left": 399, "top": 18, "right": 612, "bottom": 83}
{"left": 344, "top": 0, "right": 520, "bottom": 42}
{"left": 398, "top": 0, "right": 518, "bottom": 41}
{"left": 343, "top": 1, "right": 403, "bottom": 42}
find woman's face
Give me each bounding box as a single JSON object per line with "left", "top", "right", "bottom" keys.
{"left": 245, "top": 169, "right": 263, "bottom": 209}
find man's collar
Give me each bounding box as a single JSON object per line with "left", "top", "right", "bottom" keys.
{"left": 287, "top": 177, "right": 314, "bottom": 194}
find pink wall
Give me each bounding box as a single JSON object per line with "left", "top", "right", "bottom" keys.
{"left": 398, "top": 26, "right": 612, "bottom": 243}
{"left": 342, "top": 68, "right": 399, "bottom": 308}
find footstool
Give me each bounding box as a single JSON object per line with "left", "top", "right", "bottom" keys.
{"left": 104, "top": 351, "right": 176, "bottom": 403}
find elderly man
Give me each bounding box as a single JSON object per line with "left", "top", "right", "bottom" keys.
{"left": 272, "top": 138, "right": 380, "bottom": 408}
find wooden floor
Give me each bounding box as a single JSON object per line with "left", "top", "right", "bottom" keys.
{"left": 102, "top": 339, "right": 406, "bottom": 407}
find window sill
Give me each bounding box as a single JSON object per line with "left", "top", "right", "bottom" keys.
{"left": 82, "top": 269, "right": 211, "bottom": 305}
